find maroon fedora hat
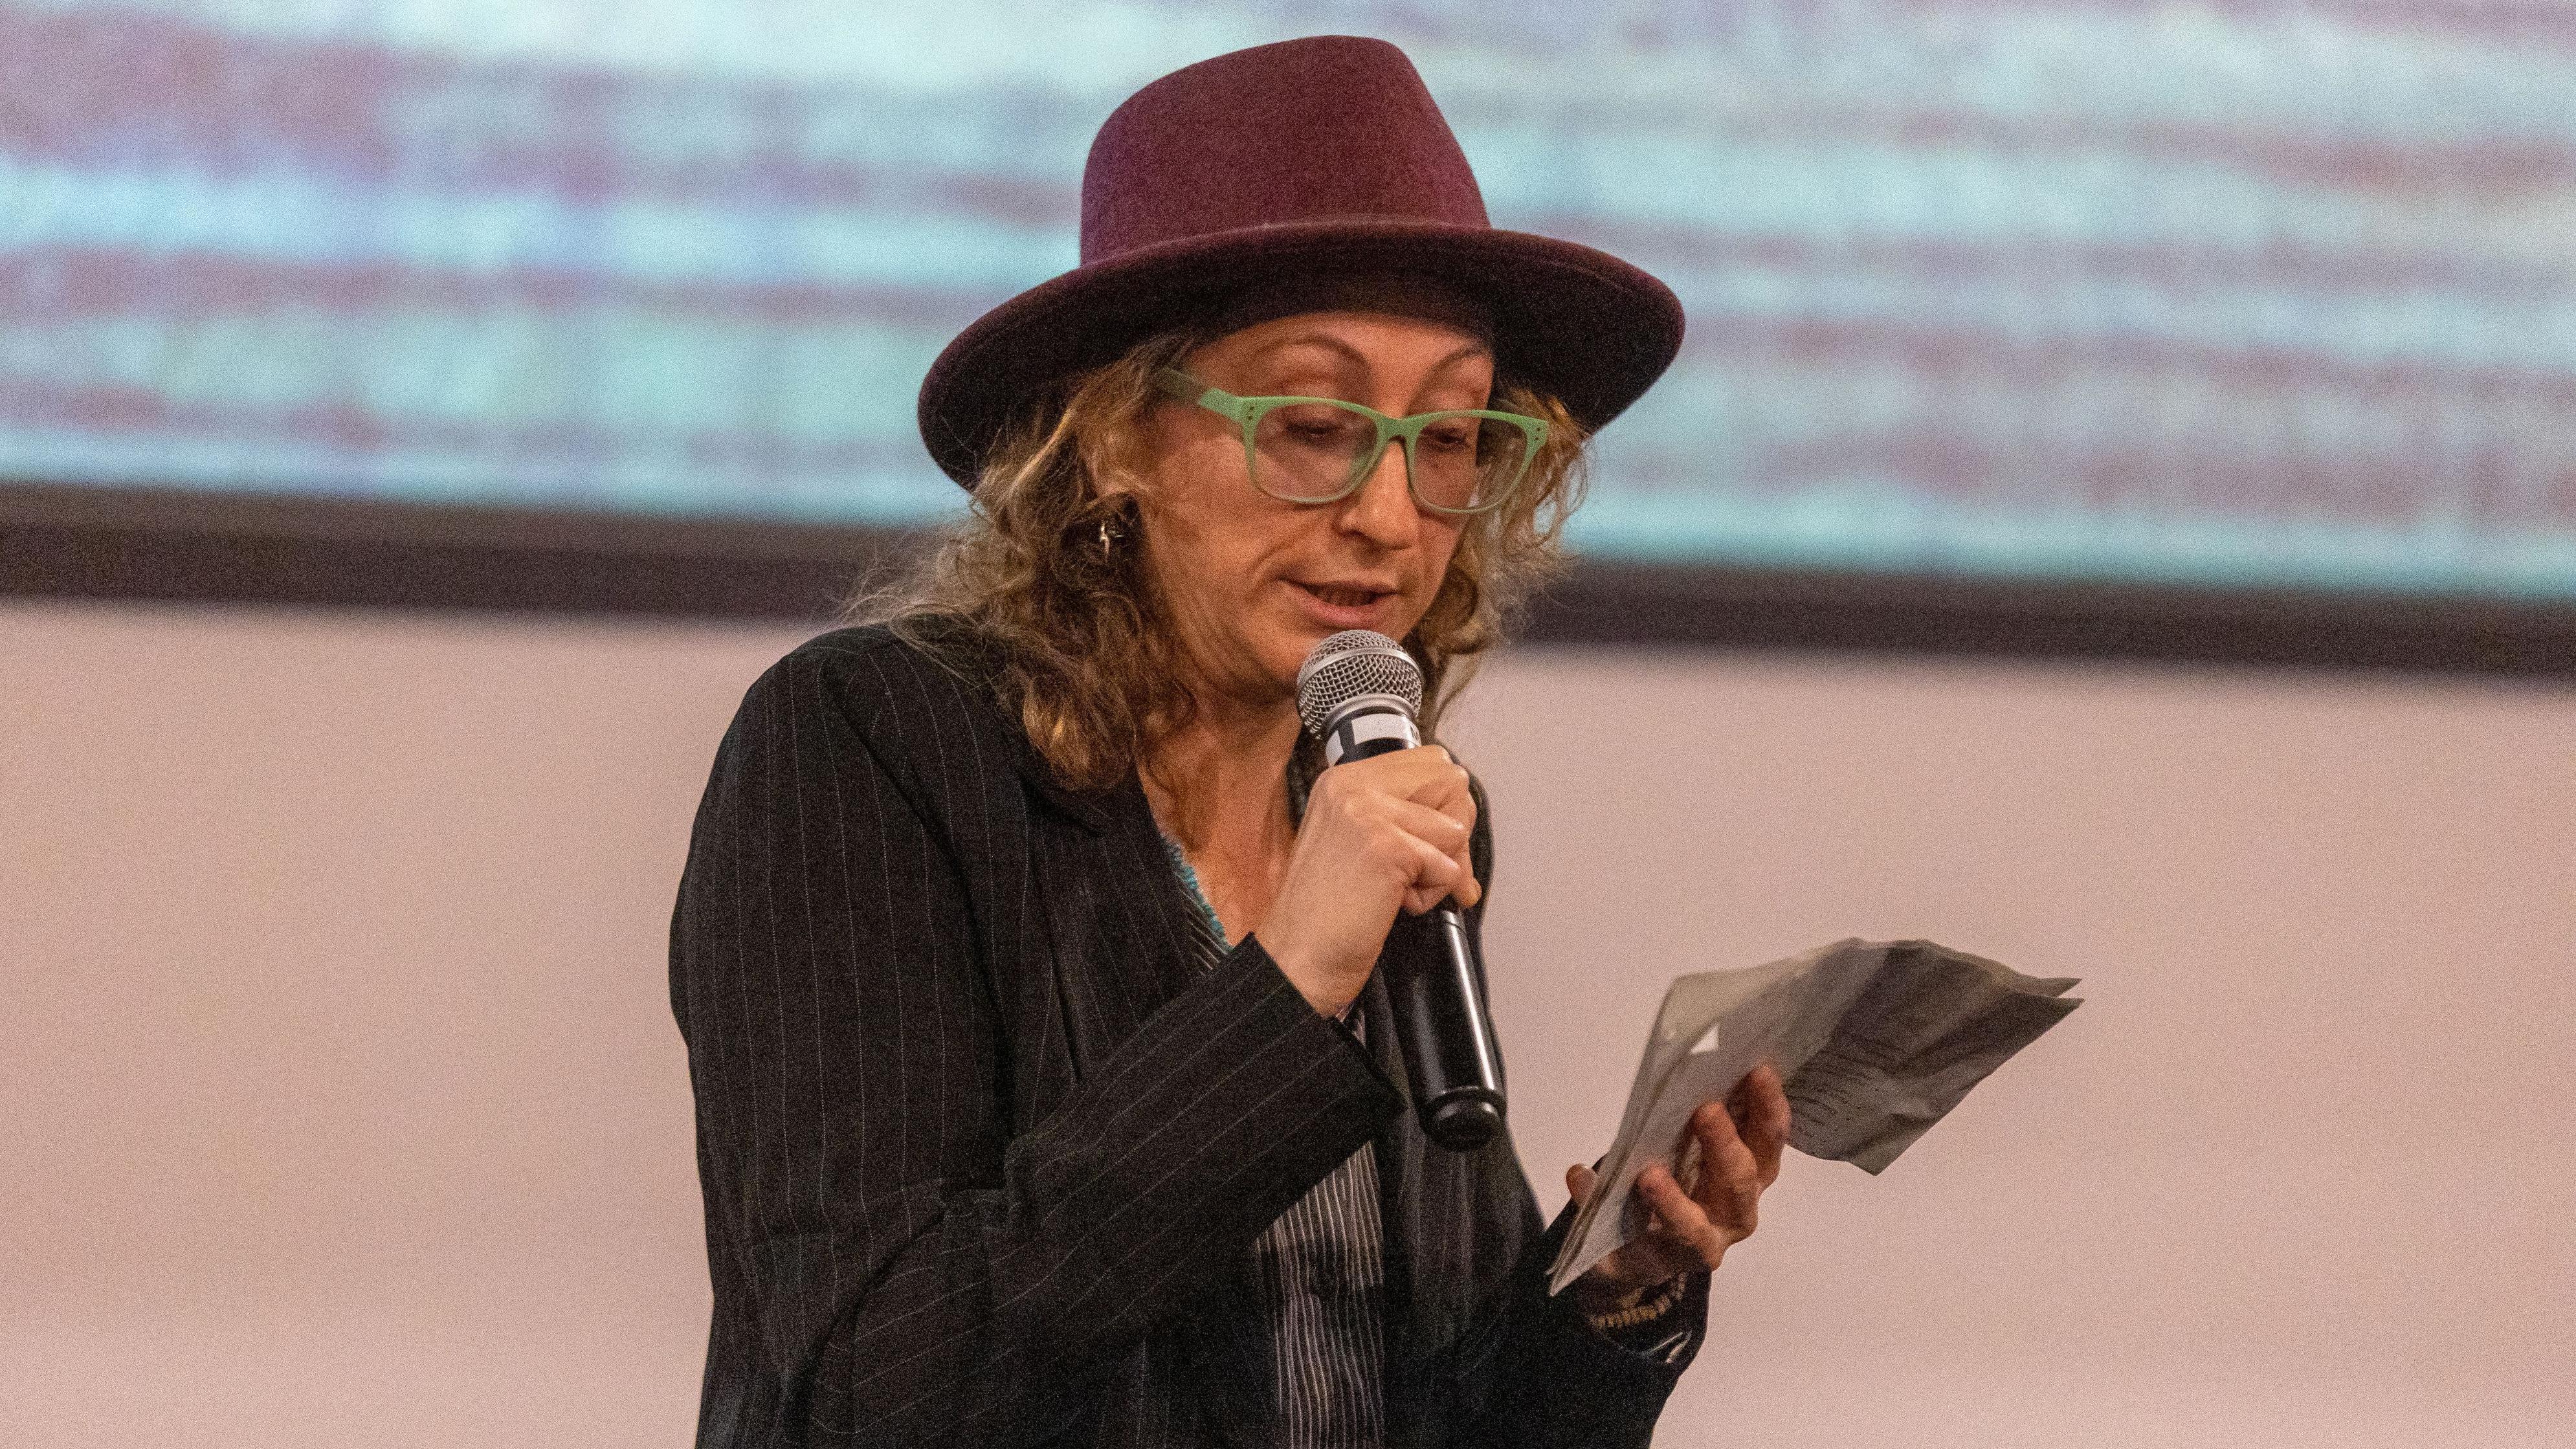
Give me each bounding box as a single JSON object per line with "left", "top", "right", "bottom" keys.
{"left": 916, "top": 34, "right": 1686, "bottom": 487}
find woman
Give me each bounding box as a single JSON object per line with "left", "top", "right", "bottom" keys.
{"left": 671, "top": 35, "right": 1792, "bottom": 1449}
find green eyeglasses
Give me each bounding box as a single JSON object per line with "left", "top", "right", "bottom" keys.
{"left": 1153, "top": 367, "right": 1548, "bottom": 516}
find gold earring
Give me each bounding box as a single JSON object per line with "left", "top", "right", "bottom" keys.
{"left": 1097, "top": 516, "right": 1115, "bottom": 556}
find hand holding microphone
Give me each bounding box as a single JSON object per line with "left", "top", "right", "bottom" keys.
{"left": 1257, "top": 742, "right": 1480, "bottom": 1017}
{"left": 1254, "top": 630, "right": 1507, "bottom": 1151}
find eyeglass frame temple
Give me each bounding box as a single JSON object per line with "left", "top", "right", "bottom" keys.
{"left": 1151, "top": 368, "right": 1546, "bottom": 515}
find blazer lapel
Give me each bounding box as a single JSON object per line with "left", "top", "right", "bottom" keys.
{"left": 1023, "top": 768, "right": 1207, "bottom": 1082}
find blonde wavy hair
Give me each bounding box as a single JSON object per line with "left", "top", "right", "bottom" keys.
{"left": 850, "top": 320, "right": 1595, "bottom": 792}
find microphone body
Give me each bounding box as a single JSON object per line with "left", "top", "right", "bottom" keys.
{"left": 1299, "top": 634, "right": 1507, "bottom": 1152}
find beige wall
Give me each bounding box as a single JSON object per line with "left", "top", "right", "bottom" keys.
{"left": 4, "top": 599, "right": 2570, "bottom": 1447}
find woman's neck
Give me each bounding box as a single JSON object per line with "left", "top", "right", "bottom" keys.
{"left": 1138, "top": 692, "right": 1302, "bottom": 857}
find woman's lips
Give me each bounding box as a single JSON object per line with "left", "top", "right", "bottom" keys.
{"left": 1286, "top": 579, "right": 1397, "bottom": 628}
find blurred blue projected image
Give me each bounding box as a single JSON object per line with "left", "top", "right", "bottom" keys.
{"left": 4, "top": 0, "right": 2572, "bottom": 600}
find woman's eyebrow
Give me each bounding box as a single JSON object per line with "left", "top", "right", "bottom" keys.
{"left": 1254, "top": 333, "right": 1494, "bottom": 373}
{"left": 1247, "top": 339, "right": 1494, "bottom": 404}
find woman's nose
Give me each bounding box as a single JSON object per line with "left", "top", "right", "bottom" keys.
{"left": 1336, "top": 439, "right": 1421, "bottom": 546}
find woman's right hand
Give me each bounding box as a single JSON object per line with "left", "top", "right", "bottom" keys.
{"left": 1255, "top": 745, "right": 1480, "bottom": 1019}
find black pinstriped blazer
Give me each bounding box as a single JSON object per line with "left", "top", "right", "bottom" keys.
{"left": 669, "top": 621, "right": 1706, "bottom": 1448}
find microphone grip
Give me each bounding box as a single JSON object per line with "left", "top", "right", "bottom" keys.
{"left": 1384, "top": 903, "right": 1506, "bottom": 1151}
{"left": 1315, "top": 701, "right": 1502, "bottom": 1150}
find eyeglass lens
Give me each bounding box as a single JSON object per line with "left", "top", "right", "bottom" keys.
{"left": 1252, "top": 403, "right": 1528, "bottom": 511}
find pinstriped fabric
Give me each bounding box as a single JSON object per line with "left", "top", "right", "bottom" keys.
{"left": 1254, "top": 1159, "right": 1387, "bottom": 1446}
{"left": 1159, "top": 833, "right": 1388, "bottom": 1447}
{"left": 671, "top": 621, "right": 1706, "bottom": 1449}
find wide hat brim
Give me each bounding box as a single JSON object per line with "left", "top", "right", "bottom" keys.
{"left": 916, "top": 216, "right": 1685, "bottom": 488}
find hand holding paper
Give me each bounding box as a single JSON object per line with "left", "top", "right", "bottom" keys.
{"left": 1550, "top": 939, "right": 2082, "bottom": 1295}
{"left": 1563, "top": 1061, "right": 1792, "bottom": 1301}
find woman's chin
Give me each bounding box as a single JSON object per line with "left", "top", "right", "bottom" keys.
{"left": 1227, "top": 588, "right": 1422, "bottom": 709}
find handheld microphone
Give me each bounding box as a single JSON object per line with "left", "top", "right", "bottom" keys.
{"left": 1296, "top": 630, "right": 1505, "bottom": 1152}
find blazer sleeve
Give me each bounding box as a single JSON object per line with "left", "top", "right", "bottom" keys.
{"left": 1438, "top": 1209, "right": 1711, "bottom": 1447}
{"left": 670, "top": 645, "right": 1404, "bottom": 1447}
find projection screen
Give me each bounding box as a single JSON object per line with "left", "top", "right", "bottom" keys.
{"left": 5, "top": 1, "right": 2571, "bottom": 670}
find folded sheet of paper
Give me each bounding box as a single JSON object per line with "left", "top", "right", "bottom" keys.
{"left": 1548, "top": 938, "right": 2082, "bottom": 1294}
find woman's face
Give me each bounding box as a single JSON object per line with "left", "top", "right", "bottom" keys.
{"left": 1128, "top": 308, "right": 1493, "bottom": 714}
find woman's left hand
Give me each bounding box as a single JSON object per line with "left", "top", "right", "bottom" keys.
{"left": 1565, "top": 1061, "right": 1792, "bottom": 1310}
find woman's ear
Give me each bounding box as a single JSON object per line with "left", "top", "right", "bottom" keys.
{"left": 1087, "top": 404, "right": 1157, "bottom": 512}
{"left": 1091, "top": 481, "right": 1138, "bottom": 522}
{"left": 1093, "top": 416, "right": 1166, "bottom": 516}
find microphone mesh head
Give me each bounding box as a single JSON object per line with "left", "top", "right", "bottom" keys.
{"left": 1296, "top": 630, "right": 1424, "bottom": 738}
